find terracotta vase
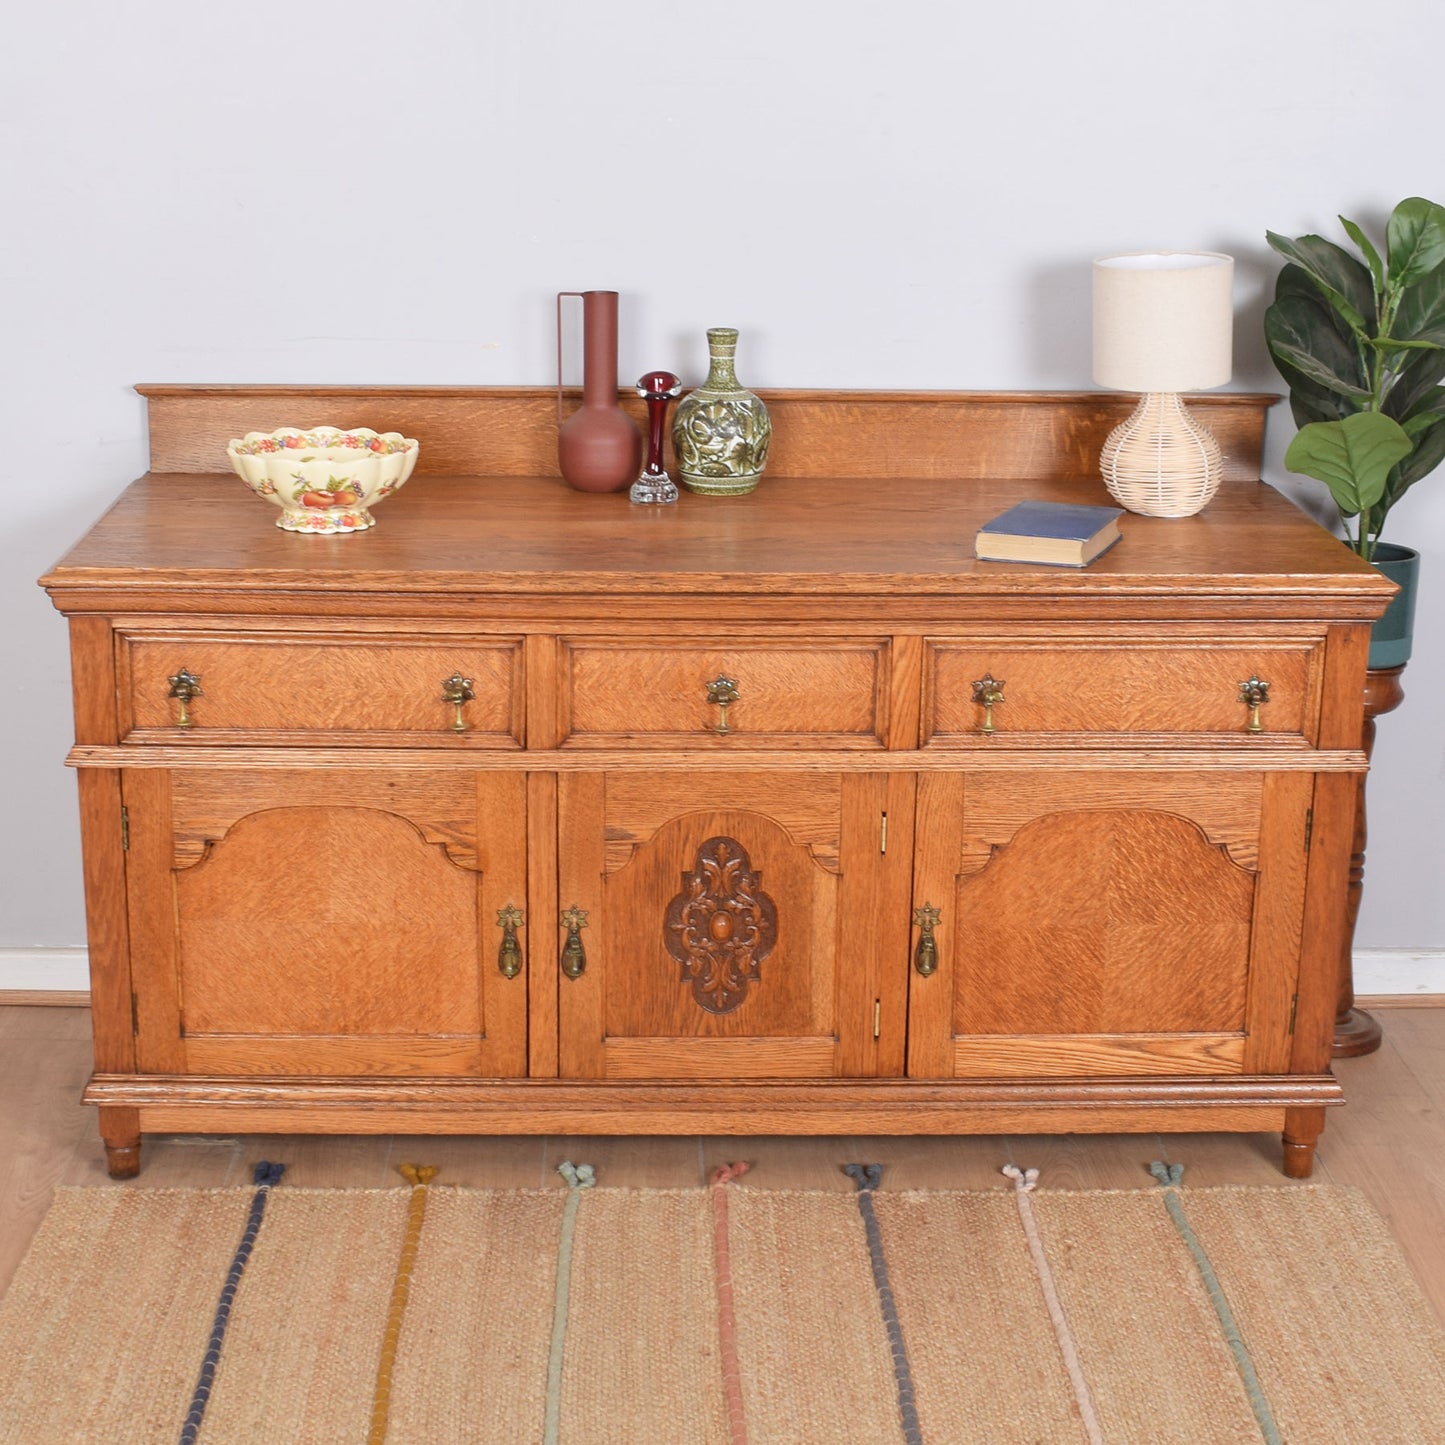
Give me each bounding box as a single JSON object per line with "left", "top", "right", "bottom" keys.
{"left": 556, "top": 291, "right": 642, "bottom": 493}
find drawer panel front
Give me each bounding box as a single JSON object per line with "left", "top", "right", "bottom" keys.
{"left": 559, "top": 638, "right": 890, "bottom": 747}
{"left": 924, "top": 640, "right": 1319, "bottom": 743}
{"left": 120, "top": 632, "right": 524, "bottom": 745}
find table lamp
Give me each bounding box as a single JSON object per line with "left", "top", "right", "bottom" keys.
{"left": 1092, "top": 251, "right": 1234, "bottom": 517}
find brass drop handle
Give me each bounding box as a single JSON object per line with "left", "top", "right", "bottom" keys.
{"left": 441, "top": 672, "right": 475, "bottom": 733}
{"left": 706, "top": 675, "right": 740, "bottom": 735}
{"left": 1239, "top": 675, "right": 1270, "bottom": 733}
{"left": 971, "top": 674, "right": 1005, "bottom": 735}
{"left": 913, "top": 903, "right": 941, "bottom": 977}
{"left": 496, "top": 905, "right": 524, "bottom": 979}
{"left": 560, "top": 905, "right": 589, "bottom": 980}
{"left": 167, "top": 669, "right": 203, "bottom": 729}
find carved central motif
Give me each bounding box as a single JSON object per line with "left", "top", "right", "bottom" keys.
{"left": 664, "top": 835, "right": 778, "bottom": 1014}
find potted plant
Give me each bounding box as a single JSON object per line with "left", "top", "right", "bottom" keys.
{"left": 1264, "top": 196, "right": 1445, "bottom": 666}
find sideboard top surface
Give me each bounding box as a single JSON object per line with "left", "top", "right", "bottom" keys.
{"left": 41, "top": 387, "right": 1393, "bottom": 613}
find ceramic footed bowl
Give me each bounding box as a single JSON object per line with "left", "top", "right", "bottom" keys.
{"left": 227, "top": 426, "right": 420, "bottom": 533}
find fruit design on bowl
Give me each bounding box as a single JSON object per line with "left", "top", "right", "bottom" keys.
{"left": 226, "top": 426, "right": 420, "bottom": 534}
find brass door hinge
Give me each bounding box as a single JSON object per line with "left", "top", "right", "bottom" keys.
{"left": 121, "top": 805, "right": 130, "bottom": 852}
{"left": 1303, "top": 808, "right": 1313, "bottom": 853}
{"left": 873, "top": 999, "right": 882, "bottom": 1039}
{"left": 1288, "top": 993, "right": 1299, "bottom": 1035}
{"left": 880, "top": 812, "right": 888, "bottom": 854}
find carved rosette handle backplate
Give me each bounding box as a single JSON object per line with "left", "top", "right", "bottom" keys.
{"left": 664, "top": 835, "right": 777, "bottom": 1014}
{"left": 167, "top": 668, "right": 203, "bottom": 729}
{"left": 706, "top": 675, "right": 741, "bottom": 736}
{"left": 1238, "top": 675, "right": 1270, "bottom": 733}
{"left": 560, "top": 906, "right": 589, "bottom": 980}
{"left": 496, "top": 905, "right": 524, "bottom": 979}
{"left": 441, "top": 672, "right": 475, "bottom": 733}
{"left": 913, "top": 903, "right": 942, "bottom": 977}
{"left": 971, "top": 674, "right": 1005, "bottom": 735}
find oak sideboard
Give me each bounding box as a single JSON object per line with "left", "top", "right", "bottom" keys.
{"left": 41, "top": 386, "right": 1394, "bottom": 1178}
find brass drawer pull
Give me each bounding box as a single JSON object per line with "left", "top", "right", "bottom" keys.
{"left": 913, "top": 903, "right": 941, "bottom": 977}
{"left": 496, "top": 905, "right": 524, "bottom": 979}
{"left": 441, "top": 672, "right": 475, "bottom": 732}
{"left": 167, "top": 669, "right": 203, "bottom": 728}
{"left": 706, "top": 675, "right": 740, "bottom": 735}
{"left": 971, "top": 674, "right": 1005, "bottom": 734}
{"left": 560, "top": 905, "right": 589, "bottom": 979}
{"left": 1238, "top": 675, "right": 1270, "bottom": 733}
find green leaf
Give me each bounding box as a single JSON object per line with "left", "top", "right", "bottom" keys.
{"left": 1340, "top": 215, "right": 1386, "bottom": 295}
{"left": 1387, "top": 414, "right": 1445, "bottom": 503}
{"left": 1367, "top": 336, "right": 1443, "bottom": 352}
{"left": 1383, "top": 346, "right": 1445, "bottom": 420}
{"left": 1265, "top": 294, "right": 1372, "bottom": 399}
{"left": 1393, "top": 260, "right": 1445, "bottom": 346}
{"left": 1266, "top": 231, "right": 1376, "bottom": 334}
{"left": 1283, "top": 412, "right": 1413, "bottom": 516}
{"left": 1386, "top": 197, "right": 1445, "bottom": 288}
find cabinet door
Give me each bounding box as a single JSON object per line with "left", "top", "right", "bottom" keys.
{"left": 556, "top": 771, "right": 914, "bottom": 1079}
{"left": 123, "top": 769, "right": 528, "bottom": 1076}
{"left": 907, "top": 769, "right": 1311, "bottom": 1078}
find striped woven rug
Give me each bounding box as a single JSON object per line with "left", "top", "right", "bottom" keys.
{"left": 2, "top": 1162, "right": 1444, "bottom": 1444}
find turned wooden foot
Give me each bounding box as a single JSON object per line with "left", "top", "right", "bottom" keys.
{"left": 100, "top": 1106, "right": 141, "bottom": 1179}
{"left": 1334, "top": 665, "right": 1405, "bottom": 1058}
{"left": 1282, "top": 1105, "right": 1325, "bottom": 1179}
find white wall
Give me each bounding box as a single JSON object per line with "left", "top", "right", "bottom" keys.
{"left": 3, "top": 0, "right": 1442, "bottom": 970}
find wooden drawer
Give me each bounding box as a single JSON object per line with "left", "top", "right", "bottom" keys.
{"left": 118, "top": 630, "right": 525, "bottom": 746}
{"left": 923, "top": 637, "right": 1322, "bottom": 744}
{"left": 557, "top": 637, "right": 892, "bottom": 748}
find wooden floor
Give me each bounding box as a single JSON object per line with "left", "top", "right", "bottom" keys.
{"left": 5, "top": 1002, "right": 1445, "bottom": 1324}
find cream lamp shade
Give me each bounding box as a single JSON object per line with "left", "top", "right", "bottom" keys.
{"left": 1092, "top": 251, "right": 1235, "bottom": 517}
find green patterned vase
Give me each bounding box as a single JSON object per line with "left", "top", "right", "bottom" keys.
{"left": 672, "top": 328, "right": 772, "bottom": 495}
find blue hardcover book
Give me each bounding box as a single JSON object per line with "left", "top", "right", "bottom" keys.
{"left": 975, "top": 500, "right": 1124, "bottom": 567}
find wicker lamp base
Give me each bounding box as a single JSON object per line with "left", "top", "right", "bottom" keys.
{"left": 1100, "top": 392, "right": 1222, "bottom": 518}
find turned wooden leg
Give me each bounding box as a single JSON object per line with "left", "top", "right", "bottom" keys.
{"left": 99, "top": 1105, "right": 141, "bottom": 1179}
{"left": 1282, "top": 1105, "right": 1326, "bottom": 1179}
{"left": 1334, "top": 665, "right": 1406, "bottom": 1058}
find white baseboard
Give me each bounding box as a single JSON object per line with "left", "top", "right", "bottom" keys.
{"left": 1352, "top": 949, "right": 1445, "bottom": 997}
{"left": 0, "top": 948, "right": 90, "bottom": 993}
{"left": 3, "top": 946, "right": 1444, "bottom": 1000}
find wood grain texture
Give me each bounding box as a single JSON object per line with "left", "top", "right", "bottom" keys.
{"left": 557, "top": 636, "right": 889, "bottom": 748}
{"left": 946, "top": 809, "right": 1255, "bottom": 1041}
{"left": 136, "top": 385, "right": 1280, "bottom": 480}
{"left": 41, "top": 475, "right": 1393, "bottom": 611}
{"left": 117, "top": 629, "right": 524, "bottom": 746}
{"left": 40, "top": 387, "right": 1394, "bottom": 1174}
{"left": 923, "top": 637, "right": 1320, "bottom": 741}
{"left": 125, "top": 770, "right": 527, "bottom": 1080}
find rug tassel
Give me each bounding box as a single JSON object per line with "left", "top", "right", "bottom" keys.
{"left": 1002, "top": 1164, "right": 1039, "bottom": 1193}
{"left": 556, "top": 1160, "right": 595, "bottom": 1190}
{"left": 843, "top": 1162, "right": 883, "bottom": 1192}
{"left": 710, "top": 1161, "right": 751, "bottom": 1187}
{"left": 1149, "top": 1161, "right": 1185, "bottom": 1188}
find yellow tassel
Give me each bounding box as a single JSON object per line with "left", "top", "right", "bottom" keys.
{"left": 368, "top": 1163, "right": 439, "bottom": 1443}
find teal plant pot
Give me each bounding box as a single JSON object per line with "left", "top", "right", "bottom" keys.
{"left": 1367, "top": 543, "right": 1420, "bottom": 670}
